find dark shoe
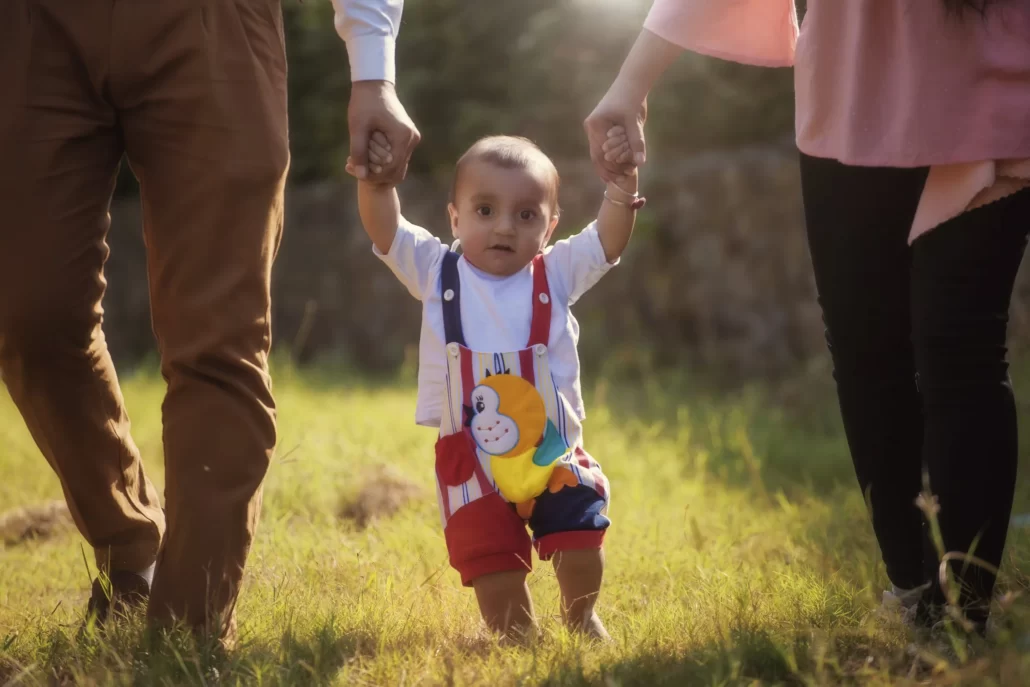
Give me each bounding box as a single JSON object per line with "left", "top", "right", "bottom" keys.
{"left": 908, "top": 596, "right": 990, "bottom": 664}
{"left": 880, "top": 582, "right": 931, "bottom": 627}
{"left": 83, "top": 570, "right": 151, "bottom": 629}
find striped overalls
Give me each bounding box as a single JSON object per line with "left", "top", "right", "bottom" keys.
{"left": 432, "top": 251, "right": 611, "bottom": 586}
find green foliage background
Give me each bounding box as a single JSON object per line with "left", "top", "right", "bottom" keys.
{"left": 114, "top": 0, "right": 797, "bottom": 195}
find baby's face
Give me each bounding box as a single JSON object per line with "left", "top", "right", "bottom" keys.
{"left": 448, "top": 160, "right": 558, "bottom": 277}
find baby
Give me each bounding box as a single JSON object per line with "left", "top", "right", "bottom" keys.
{"left": 349, "top": 129, "right": 640, "bottom": 641}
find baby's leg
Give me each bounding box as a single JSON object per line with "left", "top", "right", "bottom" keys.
{"left": 472, "top": 570, "right": 537, "bottom": 642}
{"left": 530, "top": 452, "right": 612, "bottom": 640}
{"left": 435, "top": 435, "right": 537, "bottom": 643}
{"left": 552, "top": 547, "right": 609, "bottom": 640}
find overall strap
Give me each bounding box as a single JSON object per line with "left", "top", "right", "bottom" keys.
{"left": 441, "top": 251, "right": 467, "bottom": 347}
{"left": 527, "top": 254, "right": 551, "bottom": 348}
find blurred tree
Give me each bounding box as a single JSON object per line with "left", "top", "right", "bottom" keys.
{"left": 114, "top": 0, "right": 796, "bottom": 196}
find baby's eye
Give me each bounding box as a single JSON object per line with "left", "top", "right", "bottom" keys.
{"left": 476, "top": 206, "right": 492, "bottom": 218}
{"left": 519, "top": 209, "right": 536, "bottom": 221}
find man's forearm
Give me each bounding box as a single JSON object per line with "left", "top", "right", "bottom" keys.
{"left": 331, "top": 0, "right": 404, "bottom": 83}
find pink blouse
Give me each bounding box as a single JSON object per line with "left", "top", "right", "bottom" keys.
{"left": 643, "top": 0, "right": 1030, "bottom": 242}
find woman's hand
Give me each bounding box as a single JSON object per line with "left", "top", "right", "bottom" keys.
{"left": 584, "top": 28, "right": 685, "bottom": 183}
{"left": 584, "top": 85, "right": 647, "bottom": 184}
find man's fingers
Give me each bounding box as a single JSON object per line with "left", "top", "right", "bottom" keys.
{"left": 395, "top": 124, "right": 421, "bottom": 182}
{"left": 406, "top": 124, "right": 422, "bottom": 156}
{"left": 370, "top": 121, "right": 420, "bottom": 185}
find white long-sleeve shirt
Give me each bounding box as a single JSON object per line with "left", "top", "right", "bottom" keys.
{"left": 331, "top": 0, "right": 404, "bottom": 83}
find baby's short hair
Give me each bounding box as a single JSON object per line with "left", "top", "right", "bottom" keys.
{"left": 451, "top": 135, "right": 561, "bottom": 218}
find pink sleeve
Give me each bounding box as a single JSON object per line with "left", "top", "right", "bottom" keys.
{"left": 643, "top": 0, "right": 798, "bottom": 67}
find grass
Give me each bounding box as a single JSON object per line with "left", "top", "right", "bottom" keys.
{"left": 2, "top": 357, "right": 1030, "bottom": 686}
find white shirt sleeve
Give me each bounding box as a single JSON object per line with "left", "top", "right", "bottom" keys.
{"left": 373, "top": 219, "right": 448, "bottom": 301}
{"left": 544, "top": 220, "right": 619, "bottom": 306}
{"left": 330, "top": 0, "right": 404, "bottom": 83}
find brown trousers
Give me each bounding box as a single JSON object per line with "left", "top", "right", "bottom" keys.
{"left": 0, "top": 0, "right": 288, "bottom": 638}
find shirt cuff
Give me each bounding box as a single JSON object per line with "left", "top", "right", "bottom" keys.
{"left": 346, "top": 34, "right": 397, "bottom": 83}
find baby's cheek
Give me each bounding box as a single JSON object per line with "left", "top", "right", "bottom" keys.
{"left": 527, "top": 232, "right": 549, "bottom": 255}
{"left": 460, "top": 230, "right": 487, "bottom": 250}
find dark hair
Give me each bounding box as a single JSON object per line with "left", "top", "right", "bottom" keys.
{"left": 450, "top": 135, "right": 562, "bottom": 218}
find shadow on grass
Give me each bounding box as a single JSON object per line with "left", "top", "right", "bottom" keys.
{"left": 591, "top": 628, "right": 813, "bottom": 687}
{"left": 4, "top": 628, "right": 801, "bottom": 687}
{"left": 537, "top": 623, "right": 1030, "bottom": 687}
{"left": 2, "top": 614, "right": 380, "bottom": 687}
{"left": 237, "top": 620, "right": 380, "bottom": 686}
{"left": 531, "top": 626, "right": 924, "bottom": 687}
{"left": 6, "top": 606, "right": 1030, "bottom": 686}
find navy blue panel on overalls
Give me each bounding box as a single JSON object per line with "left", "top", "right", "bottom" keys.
{"left": 441, "top": 251, "right": 467, "bottom": 347}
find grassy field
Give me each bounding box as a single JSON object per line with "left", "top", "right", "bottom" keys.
{"left": 2, "top": 358, "right": 1030, "bottom": 686}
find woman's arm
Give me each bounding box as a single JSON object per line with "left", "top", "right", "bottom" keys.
{"left": 585, "top": 0, "right": 798, "bottom": 182}
{"left": 584, "top": 29, "right": 683, "bottom": 183}
{"left": 606, "top": 29, "right": 686, "bottom": 123}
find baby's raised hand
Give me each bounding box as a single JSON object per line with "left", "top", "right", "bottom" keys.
{"left": 602, "top": 126, "right": 642, "bottom": 208}
{"left": 346, "top": 130, "right": 394, "bottom": 180}
{"left": 601, "top": 125, "right": 636, "bottom": 167}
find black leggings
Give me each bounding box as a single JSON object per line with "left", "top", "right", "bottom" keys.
{"left": 799, "top": 152, "right": 1029, "bottom": 623}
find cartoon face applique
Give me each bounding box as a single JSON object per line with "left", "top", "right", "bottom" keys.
{"left": 465, "top": 371, "right": 571, "bottom": 505}
{"left": 467, "top": 373, "right": 545, "bottom": 458}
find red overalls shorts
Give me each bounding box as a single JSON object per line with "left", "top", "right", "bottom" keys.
{"left": 433, "top": 251, "right": 611, "bottom": 586}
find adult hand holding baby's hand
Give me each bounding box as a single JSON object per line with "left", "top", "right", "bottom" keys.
{"left": 601, "top": 126, "right": 639, "bottom": 175}
{"left": 346, "top": 131, "right": 394, "bottom": 182}
{"left": 584, "top": 81, "right": 647, "bottom": 184}
{"left": 347, "top": 80, "right": 421, "bottom": 185}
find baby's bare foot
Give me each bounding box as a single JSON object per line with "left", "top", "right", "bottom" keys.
{"left": 494, "top": 621, "right": 540, "bottom": 647}
{"left": 571, "top": 611, "right": 612, "bottom": 643}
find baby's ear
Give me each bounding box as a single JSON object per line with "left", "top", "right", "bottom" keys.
{"left": 544, "top": 213, "right": 560, "bottom": 242}
{"left": 447, "top": 202, "right": 460, "bottom": 238}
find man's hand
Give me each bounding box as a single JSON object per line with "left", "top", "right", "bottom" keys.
{"left": 584, "top": 84, "right": 647, "bottom": 184}
{"left": 347, "top": 80, "right": 421, "bottom": 184}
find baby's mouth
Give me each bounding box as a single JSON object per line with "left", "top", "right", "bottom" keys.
{"left": 488, "top": 244, "right": 514, "bottom": 253}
